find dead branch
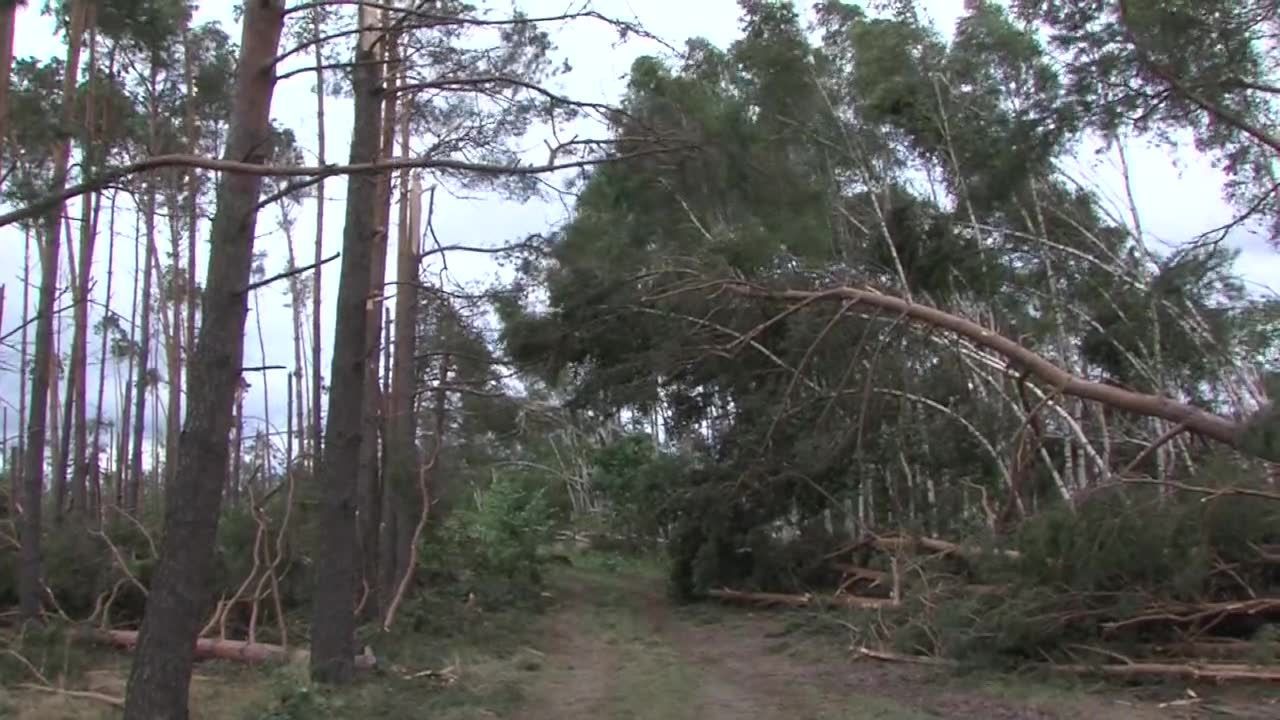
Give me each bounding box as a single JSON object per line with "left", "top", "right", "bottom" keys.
{"left": 0, "top": 145, "right": 689, "bottom": 230}
{"left": 240, "top": 252, "right": 340, "bottom": 295}
{"left": 854, "top": 646, "right": 957, "bottom": 666}
{"left": 1052, "top": 660, "right": 1280, "bottom": 683}
{"left": 15, "top": 683, "right": 124, "bottom": 707}
{"left": 1114, "top": 476, "right": 1280, "bottom": 502}
{"left": 1102, "top": 598, "right": 1280, "bottom": 633}
{"left": 707, "top": 588, "right": 899, "bottom": 610}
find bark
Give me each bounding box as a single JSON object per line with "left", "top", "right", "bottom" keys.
{"left": 311, "top": 5, "right": 327, "bottom": 469}
{"left": 309, "top": 6, "right": 384, "bottom": 686}
{"left": 97, "top": 630, "right": 375, "bottom": 670}
{"left": 70, "top": 16, "right": 101, "bottom": 517}
{"left": 0, "top": 0, "right": 16, "bottom": 161}
{"left": 18, "top": 0, "right": 89, "bottom": 622}
{"left": 128, "top": 188, "right": 156, "bottom": 513}
{"left": 377, "top": 308, "right": 399, "bottom": 607}
{"left": 724, "top": 283, "right": 1256, "bottom": 456}
{"left": 182, "top": 11, "right": 200, "bottom": 398}
{"left": 92, "top": 193, "right": 120, "bottom": 522}
{"left": 116, "top": 223, "right": 140, "bottom": 507}
{"left": 16, "top": 227, "right": 29, "bottom": 515}
{"left": 121, "top": 4, "right": 286, "bottom": 718}
{"left": 357, "top": 8, "right": 400, "bottom": 622}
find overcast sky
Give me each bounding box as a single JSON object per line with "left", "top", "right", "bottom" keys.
{"left": 0, "top": 0, "right": 1275, "bottom": 471}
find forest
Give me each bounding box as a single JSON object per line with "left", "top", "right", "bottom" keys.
{"left": 1, "top": 0, "right": 1279, "bottom": 718}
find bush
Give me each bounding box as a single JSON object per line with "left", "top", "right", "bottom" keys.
{"left": 415, "top": 473, "right": 556, "bottom": 610}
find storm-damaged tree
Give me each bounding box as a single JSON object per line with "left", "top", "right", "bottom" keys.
{"left": 122, "top": 2, "right": 286, "bottom": 718}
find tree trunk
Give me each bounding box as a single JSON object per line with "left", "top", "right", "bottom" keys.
{"left": 70, "top": 16, "right": 100, "bottom": 518}
{"left": 92, "top": 193, "right": 120, "bottom": 522}
{"left": 310, "top": 6, "right": 384, "bottom": 685}
{"left": 377, "top": 308, "right": 398, "bottom": 606}
{"left": 121, "top": 4, "right": 286, "bottom": 718}
{"left": 129, "top": 187, "right": 157, "bottom": 513}
{"left": 0, "top": 0, "right": 16, "bottom": 164}
{"left": 18, "top": 0, "right": 89, "bottom": 622}
{"left": 311, "top": 5, "right": 328, "bottom": 470}
{"left": 182, "top": 10, "right": 200, "bottom": 399}
{"left": 16, "top": 226, "right": 29, "bottom": 518}
{"left": 357, "top": 14, "right": 399, "bottom": 620}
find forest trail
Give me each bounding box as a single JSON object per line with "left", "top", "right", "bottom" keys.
{"left": 518, "top": 565, "right": 1186, "bottom": 720}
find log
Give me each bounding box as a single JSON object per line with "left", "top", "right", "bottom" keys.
{"left": 1146, "top": 640, "right": 1280, "bottom": 661}
{"left": 1052, "top": 661, "right": 1280, "bottom": 683}
{"left": 90, "top": 629, "right": 377, "bottom": 670}
{"left": 833, "top": 564, "right": 889, "bottom": 584}
{"left": 1103, "top": 598, "right": 1280, "bottom": 632}
{"left": 871, "top": 535, "right": 1022, "bottom": 561}
{"left": 855, "top": 646, "right": 956, "bottom": 666}
{"left": 707, "top": 588, "right": 898, "bottom": 610}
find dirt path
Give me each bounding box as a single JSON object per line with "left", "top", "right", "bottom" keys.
{"left": 518, "top": 567, "right": 1225, "bottom": 720}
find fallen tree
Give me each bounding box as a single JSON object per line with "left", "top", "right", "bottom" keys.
{"left": 88, "top": 629, "right": 377, "bottom": 670}
{"left": 715, "top": 281, "right": 1272, "bottom": 459}
{"left": 708, "top": 588, "right": 898, "bottom": 610}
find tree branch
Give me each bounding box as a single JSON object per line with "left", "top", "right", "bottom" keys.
{"left": 0, "top": 146, "right": 686, "bottom": 230}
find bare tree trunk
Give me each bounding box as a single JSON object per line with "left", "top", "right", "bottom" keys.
{"left": 311, "top": 5, "right": 328, "bottom": 469}
{"left": 182, "top": 10, "right": 200, "bottom": 396}
{"left": 310, "top": 6, "right": 384, "bottom": 685}
{"left": 129, "top": 188, "right": 157, "bottom": 513}
{"left": 92, "top": 192, "right": 120, "bottom": 522}
{"left": 357, "top": 16, "right": 399, "bottom": 620}
{"left": 384, "top": 169, "right": 422, "bottom": 618}
{"left": 16, "top": 226, "right": 29, "bottom": 515}
{"left": 117, "top": 223, "right": 140, "bottom": 507}
{"left": 377, "top": 308, "right": 397, "bottom": 606}
{"left": 70, "top": 16, "right": 100, "bottom": 517}
{"left": 18, "top": 0, "right": 89, "bottom": 621}
{"left": 0, "top": 0, "right": 16, "bottom": 163}
{"left": 122, "top": 5, "right": 286, "bottom": 717}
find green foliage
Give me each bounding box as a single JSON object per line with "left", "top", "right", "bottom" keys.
{"left": 415, "top": 473, "right": 557, "bottom": 612}
{"left": 863, "top": 480, "right": 1280, "bottom": 667}
{"left": 590, "top": 434, "right": 684, "bottom": 545}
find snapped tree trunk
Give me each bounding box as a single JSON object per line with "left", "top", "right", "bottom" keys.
{"left": 18, "top": 0, "right": 89, "bottom": 621}
{"left": 310, "top": 6, "right": 385, "bottom": 686}
{"left": 121, "top": 4, "right": 286, "bottom": 719}
{"left": 357, "top": 9, "right": 400, "bottom": 622}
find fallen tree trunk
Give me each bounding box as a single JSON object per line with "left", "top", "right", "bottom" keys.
{"left": 708, "top": 588, "right": 898, "bottom": 610}
{"left": 90, "top": 629, "right": 377, "bottom": 670}
{"left": 1053, "top": 661, "right": 1280, "bottom": 683}
{"left": 1146, "top": 640, "right": 1280, "bottom": 661}
{"left": 1103, "top": 598, "right": 1280, "bottom": 632}
{"left": 870, "top": 535, "right": 1022, "bottom": 561}
{"left": 719, "top": 282, "right": 1264, "bottom": 458}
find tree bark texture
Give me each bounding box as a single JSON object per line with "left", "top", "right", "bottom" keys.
{"left": 309, "top": 6, "right": 385, "bottom": 685}
{"left": 18, "top": 0, "right": 89, "bottom": 621}
{"left": 121, "top": 4, "right": 286, "bottom": 718}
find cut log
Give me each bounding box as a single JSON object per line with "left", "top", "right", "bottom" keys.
{"left": 707, "top": 588, "right": 898, "bottom": 610}
{"left": 1052, "top": 661, "right": 1280, "bottom": 683}
{"left": 90, "top": 629, "right": 377, "bottom": 670}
